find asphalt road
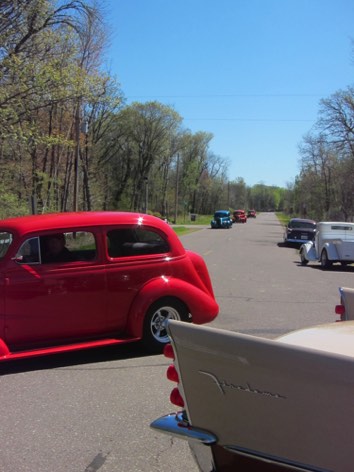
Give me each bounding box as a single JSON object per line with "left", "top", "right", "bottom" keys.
{"left": 0, "top": 212, "right": 353, "bottom": 472}
{"left": 188, "top": 212, "right": 353, "bottom": 337}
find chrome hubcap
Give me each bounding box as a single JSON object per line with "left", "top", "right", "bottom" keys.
{"left": 150, "top": 306, "right": 180, "bottom": 342}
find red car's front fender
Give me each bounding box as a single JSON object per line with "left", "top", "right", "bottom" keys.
{"left": 126, "top": 276, "right": 219, "bottom": 338}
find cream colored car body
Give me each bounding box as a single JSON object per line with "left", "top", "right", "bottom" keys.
{"left": 152, "top": 319, "right": 354, "bottom": 471}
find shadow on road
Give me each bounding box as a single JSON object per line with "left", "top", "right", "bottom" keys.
{"left": 294, "top": 261, "right": 354, "bottom": 272}
{"left": 0, "top": 341, "right": 154, "bottom": 376}
{"left": 277, "top": 242, "right": 302, "bottom": 249}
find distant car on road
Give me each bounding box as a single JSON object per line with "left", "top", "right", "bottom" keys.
{"left": 0, "top": 211, "right": 219, "bottom": 360}
{"left": 284, "top": 218, "right": 316, "bottom": 245}
{"left": 232, "top": 209, "right": 247, "bottom": 223}
{"left": 247, "top": 209, "right": 256, "bottom": 218}
{"left": 211, "top": 210, "right": 232, "bottom": 229}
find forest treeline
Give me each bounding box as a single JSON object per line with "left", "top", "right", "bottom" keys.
{"left": 1, "top": 1, "right": 353, "bottom": 221}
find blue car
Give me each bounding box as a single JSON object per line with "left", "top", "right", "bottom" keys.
{"left": 211, "top": 210, "right": 232, "bottom": 229}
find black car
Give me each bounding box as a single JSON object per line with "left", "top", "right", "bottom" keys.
{"left": 284, "top": 218, "right": 316, "bottom": 245}
{"left": 211, "top": 210, "right": 232, "bottom": 229}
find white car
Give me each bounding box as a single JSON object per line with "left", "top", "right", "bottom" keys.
{"left": 299, "top": 221, "right": 354, "bottom": 268}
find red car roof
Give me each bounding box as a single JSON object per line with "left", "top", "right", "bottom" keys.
{"left": 0, "top": 212, "right": 176, "bottom": 239}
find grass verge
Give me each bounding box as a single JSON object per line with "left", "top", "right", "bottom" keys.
{"left": 173, "top": 226, "right": 201, "bottom": 236}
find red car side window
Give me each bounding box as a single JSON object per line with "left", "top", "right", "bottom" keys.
{"left": 107, "top": 228, "right": 169, "bottom": 257}
{"left": 40, "top": 231, "right": 97, "bottom": 263}
{"left": 16, "top": 237, "right": 40, "bottom": 264}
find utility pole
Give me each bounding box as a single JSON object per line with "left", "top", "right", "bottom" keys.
{"left": 81, "top": 118, "right": 90, "bottom": 210}
{"left": 73, "top": 101, "right": 80, "bottom": 212}
{"left": 144, "top": 176, "right": 149, "bottom": 213}
{"left": 174, "top": 154, "right": 179, "bottom": 224}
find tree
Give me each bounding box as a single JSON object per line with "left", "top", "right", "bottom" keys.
{"left": 294, "top": 86, "right": 354, "bottom": 221}
{"left": 298, "top": 133, "right": 337, "bottom": 219}
{"left": 228, "top": 177, "right": 247, "bottom": 209}
{"left": 318, "top": 88, "right": 354, "bottom": 157}
{"left": 98, "top": 101, "right": 182, "bottom": 212}
{"left": 0, "top": 0, "right": 121, "bottom": 215}
{"left": 177, "top": 131, "right": 213, "bottom": 214}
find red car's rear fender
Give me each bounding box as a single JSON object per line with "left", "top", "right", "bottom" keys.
{"left": 126, "top": 277, "right": 219, "bottom": 338}
{"left": 186, "top": 250, "right": 215, "bottom": 298}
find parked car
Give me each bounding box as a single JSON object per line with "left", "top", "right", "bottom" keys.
{"left": 299, "top": 221, "right": 354, "bottom": 268}
{"left": 247, "top": 209, "right": 256, "bottom": 218}
{"left": 283, "top": 218, "right": 316, "bottom": 245}
{"left": 0, "top": 212, "right": 218, "bottom": 360}
{"left": 210, "top": 210, "right": 232, "bottom": 229}
{"left": 151, "top": 318, "right": 354, "bottom": 472}
{"left": 335, "top": 286, "right": 354, "bottom": 321}
{"left": 232, "top": 209, "right": 247, "bottom": 223}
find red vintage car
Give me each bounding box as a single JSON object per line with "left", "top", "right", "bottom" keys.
{"left": 232, "top": 210, "right": 247, "bottom": 223}
{"left": 0, "top": 212, "right": 218, "bottom": 360}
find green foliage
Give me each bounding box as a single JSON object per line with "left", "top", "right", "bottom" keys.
{"left": 276, "top": 212, "right": 290, "bottom": 227}
{"left": 174, "top": 214, "right": 213, "bottom": 225}
{"left": 0, "top": 187, "right": 29, "bottom": 219}
{"left": 172, "top": 226, "right": 200, "bottom": 236}
{"left": 247, "top": 184, "right": 285, "bottom": 212}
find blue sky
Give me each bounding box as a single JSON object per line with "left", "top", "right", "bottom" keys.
{"left": 102, "top": 0, "right": 354, "bottom": 187}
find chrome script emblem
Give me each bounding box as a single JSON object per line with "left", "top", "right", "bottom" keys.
{"left": 199, "top": 370, "right": 286, "bottom": 400}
